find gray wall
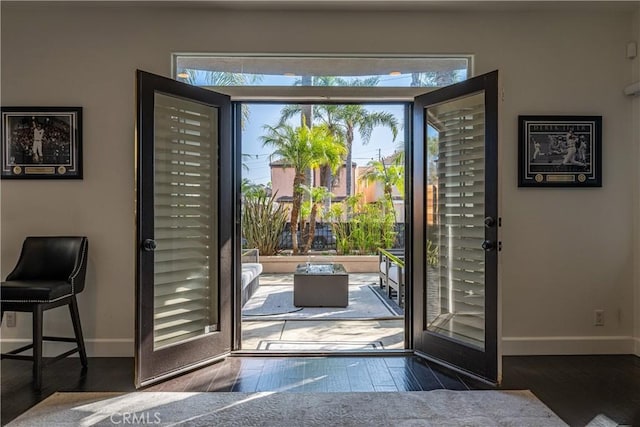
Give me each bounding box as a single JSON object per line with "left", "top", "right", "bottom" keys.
{"left": 1, "top": 2, "right": 639, "bottom": 356}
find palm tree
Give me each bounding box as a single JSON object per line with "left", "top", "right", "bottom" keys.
{"left": 319, "top": 103, "right": 399, "bottom": 197}
{"left": 299, "top": 184, "right": 334, "bottom": 252}
{"left": 411, "top": 71, "right": 459, "bottom": 87}
{"left": 183, "top": 69, "right": 262, "bottom": 129}
{"left": 241, "top": 178, "right": 269, "bottom": 200}
{"left": 261, "top": 120, "right": 346, "bottom": 254}
{"left": 426, "top": 135, "right": 439, "bottom": 185}
{"left": 358, "top": 152, "right": 404, "bottom": 224}
{"left": 279, "top": 77, "right": 399, "bottom": 197}
{"left": 241, "top": 153, "right": 258, "bottom": 173}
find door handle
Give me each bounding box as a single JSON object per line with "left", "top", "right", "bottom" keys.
{"left": 481, "top": 240, "right": 495, "bottom": 251}
{"left": 484, "top": 216, "right": 496, "bottom": 228}
{"left": 142, "top": 239, "right": 157, "bottom": 252}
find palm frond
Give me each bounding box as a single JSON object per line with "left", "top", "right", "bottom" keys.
{"left": 279, "top": 105, "right": 303, "bottom": 126}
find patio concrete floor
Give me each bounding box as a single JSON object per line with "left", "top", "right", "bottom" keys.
{"left": 241, "top": 273, "right": 405, "bottom": 351}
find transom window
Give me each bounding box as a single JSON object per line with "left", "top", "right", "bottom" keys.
{"left": 173, "top": 54, "right": 472, "bottom": 89}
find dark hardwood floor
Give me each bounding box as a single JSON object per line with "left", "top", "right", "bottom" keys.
{"left": 2, "top": 355, "right": 639, "bottom": 426}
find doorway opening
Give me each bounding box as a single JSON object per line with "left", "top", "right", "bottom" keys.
{"left": 238, "top": 101, "right": 407, "bottom": 351}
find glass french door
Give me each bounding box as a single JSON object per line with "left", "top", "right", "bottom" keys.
{"left": 135, "top": 70, "right": 233, "bottom": 387}
{"left": 411, "top": 71, "right": 499, "bottom": 383}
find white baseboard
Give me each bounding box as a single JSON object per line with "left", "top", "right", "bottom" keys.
{"left": 634, "top": 337, "right": 640, "bottom": 357}
{"left": 502, "top": 336, "right": 635, "bottom": 355}
{"left": 1, "top": 338, "right": 133, "bottom": 357}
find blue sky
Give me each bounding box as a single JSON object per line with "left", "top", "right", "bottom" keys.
{"left": 184, "top": 70, "right": 449, "bottom": 185}
{"left": 241, "top": 103, "right": 406, "bottom": 185}
{"left": 183, "top": 71, "right": 431, "bottom": 185}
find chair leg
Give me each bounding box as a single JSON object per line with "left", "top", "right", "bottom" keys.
{"left": 69, "top": 296, "right": 88, "bottom": 368}
{"left": 32, "top": 305, "right": 43, "bottom": 390}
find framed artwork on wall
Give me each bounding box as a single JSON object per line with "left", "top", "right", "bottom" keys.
{"left": 1, "top": 106, "right": 82, "bottom": 179}
{"left": 518, "top": 115, "right": 602, "bottom": 187}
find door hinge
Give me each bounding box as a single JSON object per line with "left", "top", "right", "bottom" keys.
{"left": 498, "top": 217, "right": 502, "bottom": 227}
{"left": 498, "top": 241, "right": 503, "bottom": 251}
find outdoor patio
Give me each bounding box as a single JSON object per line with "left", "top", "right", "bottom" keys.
{"left": 241, "top": 273, "right": 405, "bottom": 351}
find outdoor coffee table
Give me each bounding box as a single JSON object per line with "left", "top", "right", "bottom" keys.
{"left": 293, "top": 263, "right": 349, "bottom": 307}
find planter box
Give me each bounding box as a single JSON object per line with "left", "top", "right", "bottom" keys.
{"left": 261, "top": 255, "right": 378, "bottom": 274}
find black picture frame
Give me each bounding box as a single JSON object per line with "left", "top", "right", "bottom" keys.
{"left": 518, "top": 115, "right": 602, "bottom": 187}
{"left": 1, "top": 107, "right": 82, "bottom": 179}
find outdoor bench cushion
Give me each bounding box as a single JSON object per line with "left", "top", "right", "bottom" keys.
{"left": 388, "top": 265, "right": 401, "bottom": 284}
{"left": 241, "top": 263, "right": 263, "bottom": 290}
{"left": 380, "top": 262, "right": 388, "bottom": 274}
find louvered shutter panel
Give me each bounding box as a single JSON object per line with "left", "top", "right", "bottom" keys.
{"left": 153, "top": 92, "right": 218, "bottom": 349}
{"left": 427, "top": 91, "right": 486, "bottom": 350}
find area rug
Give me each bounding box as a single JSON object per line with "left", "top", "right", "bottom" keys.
{"left": 367, "top": 283, "right": 404, "bottom": 316}
{"left": 242, "top": 284, "right": 401, "bottom": 320}
{"left": 585, "top": 414, "right": 620, "bottom": 426}
{"left": 8, "top": 390, "right": 567, "bottom": 426}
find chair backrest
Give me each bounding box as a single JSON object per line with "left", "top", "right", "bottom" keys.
{"left": 6, "top": 236, "right": 89, "bottom": 294}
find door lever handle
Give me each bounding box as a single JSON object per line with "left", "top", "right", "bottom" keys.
{"left": 481, "top": 240, "right": 495, "bottom": 251}
{"left": 142, "top": 239, "right": 157, "bottom": 252}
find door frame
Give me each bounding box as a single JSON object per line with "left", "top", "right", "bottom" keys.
{"left": 229, "top": 99, "right": 414, "bottom": 355}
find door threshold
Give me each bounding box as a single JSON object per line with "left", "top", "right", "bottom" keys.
{"left": 414, "top": 350, "right": 497, "bottom": 387}
{"left": 232, "top": 349, "right": 413, "bottom": 357}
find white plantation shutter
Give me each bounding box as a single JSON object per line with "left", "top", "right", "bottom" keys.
{"left": 427, "top": 91, "right": 486, "bottom": 349}
{"left": 153, "top": 92, "right": 218, "bottom": 350}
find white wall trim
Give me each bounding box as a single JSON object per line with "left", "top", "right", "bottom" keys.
{"left": 1, "top": 339, "right": 133, "bottom": 357}
{"left": 634, "top": 337, "right": 640, "bottom": 357}
{"left": 502, "top": 336, "right": 635, "bottom": 355}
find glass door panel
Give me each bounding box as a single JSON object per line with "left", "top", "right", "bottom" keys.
{"left": 426, "top": 91, "right": 486, "bottom": 350}
{"left": 152, "top": 93, "right": 219, "bottom": 350}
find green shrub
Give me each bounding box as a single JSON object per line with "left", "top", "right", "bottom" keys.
{"left": 327, "top": 196, "right": 397, "bottom": 255}
{"left": 242, "top": 191, "right": 288, "bottom": 256}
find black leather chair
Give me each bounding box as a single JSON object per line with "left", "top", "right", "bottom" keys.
{"left": 1, "top": 236, "right": 89, "bottom": 389}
